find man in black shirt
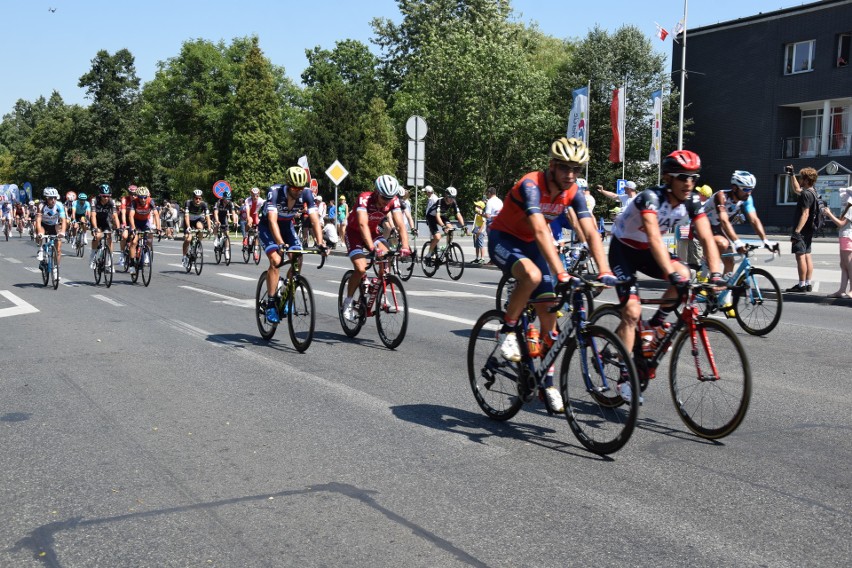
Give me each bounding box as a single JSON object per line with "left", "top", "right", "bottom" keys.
{"left": 787, "top": 166, "right": 819, "bottom": 292}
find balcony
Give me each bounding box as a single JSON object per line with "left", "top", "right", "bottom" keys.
{"left": 782, "top": 135, "right": 851, "bottom": 158}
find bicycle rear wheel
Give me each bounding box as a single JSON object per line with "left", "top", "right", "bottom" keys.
{"left": 495, "top": 273, "right": 516, "bottom": 311}
{"left": 104, "top": 250, "right": 113, "bottom": 288}
{"left": 224, "top": 235, "right": 231, "bottom": 266}
{"left": 194, "top": 241, "right": 204, "bottom": 274}
{"left": 338, "top": 270, "right": 366, "bottom": 337}
{"left": 467, "top": 310, "right": 523, "bottom": 420}
{"left": 733, "top": 267, "right": 782, "bottom": 336}
{"left": 559, "top": 325, "right": 640, "bottom": 454}
{"left": 255, "top": 270, "right": 279, "bottom": 340}
{"left": 669, "top": 319, "right": 751, "bottom": 439}
{"left": 420, "top": 242, "right": 439, "bottom": 277}
{"left": 375, "top": 274, "right": 408, "bottom": 349}
{"left": 446, "top": 242, "right": 464, "bottom": 280}
{"left": 287, "top": 275, "right": 315, "bottom": 352}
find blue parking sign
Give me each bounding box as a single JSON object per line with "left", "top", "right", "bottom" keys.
{"left": 616, "top": 179, "right": 627, "bottom": 195}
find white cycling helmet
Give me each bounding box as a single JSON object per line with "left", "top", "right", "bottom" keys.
{"left": 193, "top": 189, "right": 203, "bottom": 197}
{"left": 375, "top": 175, "right": 400, "bottom": 198}
{"left": 251, "top": 187, "right": 260, "bottom": 196}
{"left": 731, "top": 170, "right": 756, "bottom": 190}
{"left": 398, "top": 187, "right": 407, "bottom": 198}
{"left": 43, "top": 187, "right": 60, "bottom": 199}
{"left": 445, "top": 186, "right": 457, "bottom": 197}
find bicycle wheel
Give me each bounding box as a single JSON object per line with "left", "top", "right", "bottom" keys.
{"left": 104, "top": 250, "right": 113, "bottom": 288}
{"left": 141, "top": 246, "right": 152, "bottom": 287}
{"left": 50, "top": 246, "right": 59, "bottom": 290}
{"left": 338, "top": 270, "right": 366, "bottom": 337}
{"left": 224, "top": 235, "right": 231, "bottom": 266}
{"left": 75, "top": 235, "right": 84, "bottom": 257}
{"left": 194, "top": 241, "right": 204, "bottom": 275}
{"left": 733, "top": 267, "right": 782, "bottom": 336}
{"left": 242, "top": 239, "right": 251, "bottom": 263}
{"left": 581, "top": 255, "right": 603, "bottom": 298}
{"left": 376, "top": 274, "right": 408, "bottom": 349}
{"left": 287, "top": 275, "right": 315, "bottom": 352}
{"left": 669, "top": 319, "right": 752, "bottom": 439}
{"left": 253, "top": 239, "right": 262, "bottom": 265}
{"left": 495, "top": 273, "right": 516, "bottom": 311}
{"left": 93, "top": 248, "right": 102, "bottom": 285}
{"left": 121, "top": 250, "right": 130, "bottom": 273}
{"left": 420, "top": 242, "right": 439, "bottom": 277}
{"left": 467, "top": 310, "right": 523, "bottom": 420}
{"left": 445, "top": 242, "right": 464, "bottom": 280}
{"left": 40, "top": 249, "right": 49, "bottom": 286}
{"left": 398, "top": 248, "right": 416, "bottom": 281}
{"left": 214, "top": 239, "right": 223, "bottom": 264}
{"left": 255, "top": 270, "right": 279, "bottom": 340}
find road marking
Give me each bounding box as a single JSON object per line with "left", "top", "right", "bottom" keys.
{"left": 0, "top": 290, "right": 39, "bottom": 318}
{"left": 218, "top": 273, "right": 255, "bottom": 281}
{"left": 168, "top": 263, "right": 185, "bottom": 269}
{"left": 61, "top": 281, "right": 81, "bottom": 287}
{"left": 179, "top": 285, "right": 254, "bottom": 308}
{"left": 24, "top": 267, "right": 40, "bottom": 273}
{"left": 3, "top": 257, "right": 22, "bottom": 264}
{"left": 406, "top": 289, "right": 491, "bottom": 299}
{"left": 92, "top": 294, "right": 124, "bottom": 307}
{"left": 312, "top": 289, "right": 483, "bottom": 326}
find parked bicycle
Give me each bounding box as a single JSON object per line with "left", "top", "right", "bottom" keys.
{"left": 38, "top": 235, "right": 61, "bottom": 290}
{"left": 590, "top": 280, "right": 752, "bottom": 440}
{"left": 338, "top": 250, "right": 409, "bottom": 349}
{"left": 213, "top": 223, "right": 232, "bottom": 266}
{"left": 255, "top": 247, "right": 326, "bottom": 352}
{"left": 420, "top": 225, "right": 464, "bottom": 280}
{"left": 184, "top": 229, "right": 206, "bottom": 275}
{"left": 468, "top": 276, "right": 640, "bottom": 455}
{"left": 242, "top": 227, "right": 262, "bottom": 265}
{"left": 91, "top": 230, "right": 114, "bottom": 288}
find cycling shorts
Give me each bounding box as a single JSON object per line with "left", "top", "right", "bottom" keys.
{"left": 345, "top": 237, "right": 389, "bottom": 259}
{"left": 609, "top": 237, "right": 683, "bottom": 301}
{"left": 426, "top": 215, "right": 440, "bottom": 236}
{"left": 258, "top": 221, "right": 300, "bottom": 255}
{"left": 487, "top": 229, "right": 555, "bottom": 299}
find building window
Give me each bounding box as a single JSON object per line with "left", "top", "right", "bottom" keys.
{"left": 838, "top": 33, "right": 850, "bottom": 67}
{"left": 830, "top": 106, "right": 850, "bottom": 156}
{"left": 777, "top": 175, "right": 798, "bottom": 205}
{"left": 785, "top": 40, "right": 815, "bottom": 74}
{"left": 800, "top": 108, "right": 823, "bottom": 157}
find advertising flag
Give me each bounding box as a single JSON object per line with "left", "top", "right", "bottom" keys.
{"left": 566, "top": 86, "right": 589, "bottom": 145}
{"left": 609, "top": 87, "right": 625, "bottom": 163}
{"left": 649, "top": 89, "right": 663, "bottom": 164}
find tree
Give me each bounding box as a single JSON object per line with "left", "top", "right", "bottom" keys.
{"left": 355, "top": 97, "right": 398, "bottom": 191}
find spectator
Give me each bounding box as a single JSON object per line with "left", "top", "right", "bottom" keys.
{"left": 471, "top": 200, "right": 486, "bottom": 264}
{"left": 597, "top": 180, "right": 638, "bottom": 208}
{"left": 336, "top": 196, "right": 348, "bottom": 243}
{"left": 483, "top": 186, "right": 502, "bottom": 229}
{"left": 786, "top": 166, "right": 819, "bottom": 292}
{"left": 821, "top": 187, "right": 852, "bottom": 298}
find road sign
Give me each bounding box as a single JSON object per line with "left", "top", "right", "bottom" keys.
{"left": 406, "top": 115, "right": 427, "bottom": 187}
{"left": 406, "top": 115, "right": 427, "bottom": 140}
{"left": 310, "top": 178, "right": 318, "bottom": 193}
{"left": 325, "top": 160, "right": 349, "bottom": 185}
{"left": 212, "top": 180, "right": 231, "bottom": 199}
{"left": 616, "top": 179, "right": 627, "bottom": 195}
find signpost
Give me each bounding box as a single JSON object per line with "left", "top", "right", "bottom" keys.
{"left": 406, "top": 115, "right": 427, "bottom": 226}
{"left": 325, "top": 160, "right": 349, "bottom": 213}
{"left": 212, "top": 180, "right": 231, "bottom": 199}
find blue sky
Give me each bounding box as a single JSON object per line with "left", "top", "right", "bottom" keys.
{"left": 1, "top": 0, "right": 804, "bottom": 115}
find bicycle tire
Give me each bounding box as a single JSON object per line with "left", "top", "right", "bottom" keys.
{"left": 50, "top": 246, "right": 59, "bottom": 290}
{"left": 446, "top": 242, "right": 464, "bottom": 280}
{"left": 253, "top": 239, "right": 262, "bottom": 265}
{"left": 122, "top": 250, "right": 130, "bottom": 273}
{"left": 375, "top": 274, "right": 408, "bottom": 349}
{"left": 214, "top": 239, "right": 223, "bottom": 264}
{"left": 495, "top": 273, "right": 516, "bottom": 311}
{"left": 669, "top": 319, "right": 752, "bottom": 439}
{"left": 104, "top": 250, "right": 113, "bottom": 288}
{"left": 287, "top": 275, "right": 315, "bottom": 352}
{"left": 398, "top": 248, "right": 416, "bottom": 281}
{"left": 141, "top": 246, "right": 152, "bottom": 287}
{"left": 194, "top": 241, "right": 203, "bottom": 275}
{"left": 420, "top": 242, "right": 439, "bottom": 277}
{"left": 242, "top": 239, "right": 251, "bottom": 263}
{"left": 40, "top": 248, "right": 49, "bottom": 286}
{"left": 467, "top": 310, "right": 523, "bottom": 421}
{"left": 94, "top": 248, "right": 102, "bottom": 285}
{"left": 224, "top": 235, "right": 231, "bottom": 266}
{"left": 733, "top": 267, "right": 782, "bottom": 336}
{"left": 338, "top": 270, "right": 366, "bottom": 337}
{"left": 255, "top": 270, "right": 279, "bottom": 340}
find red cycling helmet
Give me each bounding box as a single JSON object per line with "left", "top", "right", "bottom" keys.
{"left": 662, "top": 150, "right": 701, "bottom": 174}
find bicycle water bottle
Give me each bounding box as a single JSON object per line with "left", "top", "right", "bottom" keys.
{"left": 640, "top": 323, "right": 656, "bottom": 358}
{"left": 526, "top": 325, "right": 542, "bottom": 358}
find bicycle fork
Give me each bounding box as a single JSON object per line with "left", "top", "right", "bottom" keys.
{"left": 686, "top": 315, "right": 721, "bottom": 381}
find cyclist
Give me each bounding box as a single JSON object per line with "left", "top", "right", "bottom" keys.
{"left": 243, "top": 187, "right": 264, "bottom": 249}
{"left": 127, "top": 187, "right": 161, "bottom": 275}
{"left": 35, "top": 187, "right": 67, "bottom": 278}
{"left": 381, "top": 186, "right": 416, "bottom": 242}
{"left": 117, "top": 185, "right": 137, "bottom": 268}
{"left": 258, "top": 166, "right": 327, "bottom": 323}
{"left": 70, "top": 192, "right": 91, "bottom": 246}
{"left": 341, "top": 175, "right": 411, "bottom": 322}
{"left": 609, "top": 149, "right": 723, "bottom": 402}
{"left": 0, "top": 197, "right": 12, "bottom": 235}
{"left": 63, "top": 191, "right": 76, "bottom": 226}
{"left": 425, "top": 186, "right": 465, "bottom": 259}
{"left": 13, "top": 200, "right": 26, "bottom": 235}
{"left": 182, "top": 189, "right": 212, "bottom": 268}
{"left": 89, "top": 184, "right": 121, "bottom": 269}
{"left": 213, "top": 190, "right": 238, "bottom": 249}
{"left": 489, "top": 137, "right": 617, "bottom": 413}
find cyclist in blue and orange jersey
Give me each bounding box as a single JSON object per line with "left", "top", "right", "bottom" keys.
{"left": 70, "top": 192, "right": 92, "bottom": 246}
{"left": 609, "top": 149, "right": 724, "bottom": 402}
{"left": 35, "top": 187, "right": 67, "bottom": 277}
{"left": 340, "top": 174, "right": 412, "bottom": 323}
{"left": 488, "top": 137, "right": 617, "bottom": 413}
{"left": 89, "top": 185, "right": 121, "bottom": 269}
{"left": 127, "top": 187, "right": 161, "bottom": 275}
{"left": 182, "top": 189, "right": 212, "bottom": 267}
{"left": 257, "top": 166, "right": 327, "bottom": 323}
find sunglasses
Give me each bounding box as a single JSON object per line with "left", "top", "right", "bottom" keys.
{"left": 674, "top": 173, "right": 700, "bottom": 182}
{"left": 554, "top": 163, "right": 584, "bottom": 174}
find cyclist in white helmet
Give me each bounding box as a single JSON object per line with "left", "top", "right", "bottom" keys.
{"left": 424, "top": 185, "right": 465, "bottom": 258}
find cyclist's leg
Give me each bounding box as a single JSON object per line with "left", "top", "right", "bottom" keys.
{"left": 426, "top": 216, "right": 440, "bottom": 255}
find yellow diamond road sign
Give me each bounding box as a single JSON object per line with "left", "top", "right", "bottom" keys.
{"left": 325, "top": 160, "right": 349, "bottom": 185}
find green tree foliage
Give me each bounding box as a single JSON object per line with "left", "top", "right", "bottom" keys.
{"left": 355, "top": 97, "right": 398, "bottom": 191}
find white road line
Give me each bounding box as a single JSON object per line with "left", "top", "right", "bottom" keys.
{"left": 168, "top": 263, "right": 185, "bottom": 269}
{"left": 312, "top": 289, "right": 482, "bottom": 326}
{"left": 406, "top": 290, "right": 491, "bottom": 299}
{"left": 0, "top": 290, "right": 39, "bottom": 318}
{"left": 92, "top": 294, "right": 124, "bottom": 307}
{"left": 61, "top": 281, "right": 82, "bottom": 287}
{"left": 3, "top": 257, "right": 22, "bottom": 264}
{"left": 218, "top": 273, "right": 255, "bottom": 281}
{"left": 179, "top": 285, "right": 254, "bottom": 308}
{"left": 24, "top": 267, "right": 40, "bottom": 273}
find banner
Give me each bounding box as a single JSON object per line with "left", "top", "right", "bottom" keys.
{"left": 609, "top": 87, "right": 625, "bottom": 163}
{"left": 566, "top": 86, "right": 589, "bottom": 145}
{"left": 298, "top": 155, "right": 311, "bottom": 182}
{"left": 649, "top": 89, "right": 662, "bottom": 164}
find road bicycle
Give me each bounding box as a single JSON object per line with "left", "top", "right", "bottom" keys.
{"left": 338, "top": 250, "right": 409, "bottom": 349}
{"left": 255, "top": 247, "right": 326, "bottom": 352}
{"left": 693, "top": 243, "right": 782, "bottom": 336}
{"left": 589, "top": 280, "right": 751, "bottom": 440}
{"left": 468, "top": 276, "right": 640, "bottom": 455}
{"left": 129, "top": 230, "right": 156, "bottom": 286}
{"left": 91, "top": 229, "right": 114, "bottom": 288}
{"left": 213, "top": 223, "right": 232, "bottom": 266}
{"left": 420, "top": 226, "right": 464, "bottom": 280}
{"left": 16, "top": 215, "right": 25, "bottom": 238}
{"left": 375, "top": 227, "right": 417, "bottom": 281}
{"left": 38, "top": 235, "right": 61, "bottom": 290}
{"left": 242, "top": 227, "right": 262, "bottom": 265}
{"left": 3, "top": 217, "right": 11, "bottom": 241}
{"left": 27, "top": 218, "right": 35, "bottom": 241}
{"left": 71, "top": 221, "right": 87, "bottom": 258}
{"left": 184, "top": 229, "right": 206, "bottom": 275}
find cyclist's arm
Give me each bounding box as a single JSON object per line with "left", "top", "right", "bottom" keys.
{"left": 204, "top": 208, "right": 212, "bottom": 231}
{"left": 642, "top": 211, "right": 677, "bottom": 277}
{"left": 153, "top": 209, "right": 161, "bottom": 232}
{"left": 528, "top": 212, "right": 565, "bottom": 277}
{"left": 391, "top": 209, "right": 410, "bottom": 250}
{"left": 308, "top": 210, "right": 324, "bottom": 248}
{"left": 714, "top": 193, "right": 741, "bottom": 245}
{"left": 693, "top": 214, "right": 722, "bottom": 274}
{"left": 357, "top": 209, "right": 374, "bottom": 251}
{"left": 267, "top": 210, "right": 285, "bottom": 247}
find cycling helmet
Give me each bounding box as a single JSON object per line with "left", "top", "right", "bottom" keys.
{"left": 445, "top": 186, "right": 457, "bottom": 197}
{"left": 375, "top": 174, "right": 400, "bottom": 198}
{"left": 223, "top": 191, "right": 231, "bottom": 200}
{"left": 730, "top": 170, "right": 756, "bottom": 190}
{"left": 284, "top": 166, "right": 309, "bottom": 188}
{"left": 550, "top": 137, "right": 589, "bottom": 164}
{"left": 65, "top": 191, "right": 76, "bottom": 201}
{"left": 99, "top": 184, "right": 111, "bottom": 196}
{"left": 576, "top": 178, "right": 588, "bottom": 189}
{"left": 696, "top": 184, "right": 713, "bottom": 198}
{"left": 251, "top": 187, "right": 260, "bottom": 196}
{"left": 398, "top": 187, "right": 407, "bottom": 198}
{"left": 662, "top": 150, "right": 701, "bottom": 174}
{"left": 193, "top": 189, "right": 203, "bottom": 197}
{"left": 43, "top": 187, "right": 60, "bottom": 199}
{"left": 136, "top": 186, "right": 150, "bottom": 197}
{"left": 28, "top": 200, "right": 34, "bottom": 206}
{"left": 128, "top": 185, "right": 137, "bottom": 193}
{"left": 78, "top": 193, "right": 88, "bottom": 201}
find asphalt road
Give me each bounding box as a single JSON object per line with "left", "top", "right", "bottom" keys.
{"left": 1, "top": 234, "right": 850, "bottom": 567}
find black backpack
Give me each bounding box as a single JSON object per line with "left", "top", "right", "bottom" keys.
{"left": 813, "top": 194, "right": 827, "bottom": 232}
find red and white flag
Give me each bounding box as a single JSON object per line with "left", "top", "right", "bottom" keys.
{"left": 655, "top": 22, "right": 669, "bottom": 41}
{"left": 297, "top": 155, "right": 312, "bottom": 185}
{"left": 609, "top": 87, "right": 625, "bottom": 164}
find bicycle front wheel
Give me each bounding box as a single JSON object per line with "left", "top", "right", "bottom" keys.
{"left": 495, "top": 273, "right": 516, "bottom": 312}
{"left": 376, "top": 274, "right": 408, "bottom": 349}
{"left": 287, "top": 275, "right": 315, "bottom": 352}
{"left": 253, "top": 239, "right": 262, "bottom": 265}
{"left": 214, "top": 240, "right": 223, "bottom": 264}
{"left": 141, "top": 247, "right": 152, "bottom": 287}
{"left": 397, "top": 248, "right": 416, "bottom": 281}
{"left": 50, "top": 246, "right": 60, "bottom": 290}
{"left": 194, "top": 241, "right": 204, "bottom": 275}
{"left": 733, "top": 267, "right": 782, "bottom": 336}
{"left": 93, "top": 249, "right": 103, "bottom": 285}
{"left": 255, "top": 270, "right": 279, "bottom": 340}
{"left": 468, "top": 310, "right": 523, "bottom": 420}
{"left": 669, "top": 319, "right": 752, "bottom": 439}
{"left": 338, "top": 270, "right": 366, "bottom": 337}
{"left": 104, "top": 250, "right": 113, "bottom": 288}
{"left": 40, "top": 249, "right": 49, "bottom": 286}
{"left": 446, "top": 243, "right": 464, "bottom": 280}
{"left": 224, "top": 235, "right": 231, "bottom": 266}
{"left": 420, "top": 242, "right": 438, "bottom": 277}
{"left": 242, "top": 239, "right": 251, "bottom": 263}
{"left": 559, "top": 325, "right": 640, "bottom": 455}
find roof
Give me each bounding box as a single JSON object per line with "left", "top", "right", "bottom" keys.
{"left": 678, "top": 0, "right": 851, "bottom": 38}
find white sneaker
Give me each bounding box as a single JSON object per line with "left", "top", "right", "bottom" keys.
{"left": 543, "top": 386, "right": 565, "bottom": 413}
{"left": 617, "top": 380, "right": 633, "bottom": 403}
{"left": 343, "top": 305, "right": 358, "bottom": 322}
{"left": 83, "top": 235, "right": 88, "bottom": 245}
{"left": 500, "top": 332, "right": 521, "bottom": 362}
{"left": 181, "top": 256, "right": 189, "bottom": 268}
{"left": 129, "top": 266, "right": 136, "bottom": 275}
{"left": 37, "top": 250, "right": 44, "bottom": 261}
{"left": 116, "top": 255, "right": 124, "bottom": 267}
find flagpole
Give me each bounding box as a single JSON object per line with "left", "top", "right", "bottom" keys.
{"left": 585, "top": 79, "right": 591, "bottom": 182}
{"left": 622, "top": 76, "right": 627, "bottom": 181}
{"left": 659, "top": 76, "right": 663, "bottom": 185}
{"left": 677, "top": 0, "right": 688, "bottom": 150}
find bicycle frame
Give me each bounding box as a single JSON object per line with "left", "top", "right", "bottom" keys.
{"left": 361, "top": 256, "right": 402, "bottom": 316}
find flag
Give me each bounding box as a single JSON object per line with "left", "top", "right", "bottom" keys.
{"left": 654, "top": 23, "right": 668, "bottom": 41}
{"left": 672, "top": 19, "right": 684, "bottom": 43}
{"left": 649, "top": 89, "right": 663, "bottom": 164}
{"left": 566, "top": 86, "right": 589, "bottom": 145}
{"left": 297, "top": 155, "right": 311, "bottom": 183}
{"left": 609, "top": 87, "right": 625, "bottom": 163}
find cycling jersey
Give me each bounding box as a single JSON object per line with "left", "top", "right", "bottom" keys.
{"left": 73, "top": 200, "right": 91, "bottom": 216}
{"left": 611, "top": 186, "right": 705, "bottom": 250}
{"left": 426, "top": 197, "right": 459, "bottom": 219}
{"left": 184, "top": 199, "right": 210, "bottom": 224}
{"left": 260, "top": 186, "right": 317, "bottom": 225}
{"left": 214, "top": 198, "right": 235, "bottom": 225}
{"left": 130, "top": 196, "right": 155, "bottom": 230}
{"left": 345, "top": 191, "right": 400, "bottom": 250}
{"left": 0, "top": 202, "right": 11, "bottom": 219}
{"left": 701, "top": 190, "right": 755, "bottom": 227}
{"left": 38, "top": 202, "right": 67, "bottom": 226}
{"left": 93, "top": 198, "right": 117, "bottom": 228}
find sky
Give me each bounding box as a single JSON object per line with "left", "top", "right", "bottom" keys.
{"left": 0, "top": 0, "right": 809, "bottom": 115}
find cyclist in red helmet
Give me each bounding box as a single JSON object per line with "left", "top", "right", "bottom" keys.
{"left": 608, "top": 149, "right": 723, "bottom": 403}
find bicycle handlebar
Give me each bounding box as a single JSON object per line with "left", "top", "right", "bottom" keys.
{"left": 273, "top": 245, "right": 328, "bottom": 269}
